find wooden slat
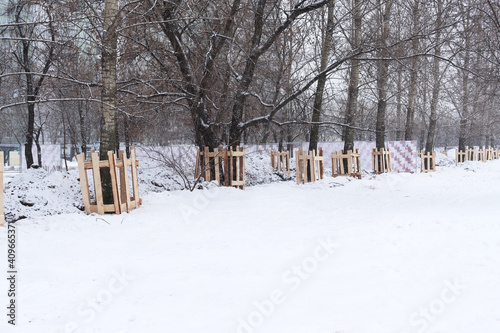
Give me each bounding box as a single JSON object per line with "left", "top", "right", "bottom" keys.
{"left": 120, "top": 150, "right": 132, "bottom": 212}
{"left": 310, "top": 150, "right": 316, "bottom": 182}
{"left": 236, "top": 149, "right": 240, "bottom": 183}
{"left": 223, "top": 149, "right": 229, "bottom": 187}
{"left": 91, "top": 152, "right": 104, "bottom": 215}
{"left": 204, "top": 146, "right": 210, "bottom": 181}
{"left": 107, "top": 151, "right": 121, "bottom": 214}
{"left": 118, "top": 151, "right": 127, "bottom": 205}
{"left": 77, "top": 153, "right": 92, "bottom": 214}
{"left": 195, "top": 149, "right": 201, "bottom": 178}
{"left": 241, "top": 147, "right": 245, "bottom": 189}
{"left": 131, "top": 147, "right": 140, "bottom": 207}
{"left": 285, "top": 151, "right": 290, "bottom": 174}
{"left": 214, "top": 148, "right": 220, "bottom": 185}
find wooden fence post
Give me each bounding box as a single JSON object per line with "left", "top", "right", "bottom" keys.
{"left": 77, "top": 153, "right": 91, "bottom": 214}
{"left": 91, "top": 151, "right": 105, "bottom": 215}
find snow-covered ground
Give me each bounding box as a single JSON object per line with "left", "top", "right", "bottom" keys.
{"left": 1, "top": 157, "right": 500, "bottom": 333}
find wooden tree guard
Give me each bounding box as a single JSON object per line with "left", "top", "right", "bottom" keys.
{"left": 77, "top": 147, "right": 141, "bottom": 215}
{"left": 456, "top": 150, "right": 467, "bottom": 163}
{"left": 195, "top": 146, "right": 224, "bottom": 184}
{"left": 0, "top": 152, "right": 4, "bottom": 226}
{"left": 485, "top": 148, "right": 494, "bottom": 161}
{"left": 271, "top": 151, "right": 290, "bottom": 174}
{"left": 476, "top": 148, "right": 485, "bottom": 162}
{"left": 331, "top": 149, "right": 361, "bottom": 179}
{"left": 466, "top": 149, "right": 476, "bottom": 161}
{"left": 295, "top": 147, "right": 324, "bottom": 184}
{"left": 195, "top": 146, "right": 246, "bottom": 189}
{"left": 226, "top": 147, "right": 246, "bottom": 189}
{"left": 372, "top": 148, "right": 392, "bottom": 174}
{"left": 420, "top": 151, "right": 436, "bottom": 173}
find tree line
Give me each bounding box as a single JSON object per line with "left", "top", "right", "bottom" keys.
{"left": 1, "top": 0, "right": 500, "bottom": 169}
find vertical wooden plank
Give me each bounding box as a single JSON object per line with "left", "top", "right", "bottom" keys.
{"left": 387, "top": 149, "right": 390, "bottom": 171}
{"left": 297, "top": 148, "right": 303, "bottom": 183}
{"left": 319, "top": 148, "right": 324, "bottom": 180}
{"left": 331, "top": 153, "right": 336, "bottom": 177}
{"left": 296, "top": 150, "right": 300, "bottom": 183}
{"left": 310, "top": 150, "right": 316, "bottom": 182}
{"left": 214, "top": 148, "right": 220, "bottom": 185}
{"left": 241, "top": 147, "right": 245, "bottom": 189}
{"left": 271, "top": 151, "right": 275, "bottom": 169}
{"left": 223, "top": 148, "right": 229, "bottom": 187}
{"left": 76, "top": 153, "right": 91, "bottom": 214}
{"left": 339, "top": 152, "right": 344, "bottom": 175}
{"left": 347, "top": 151, "right": 353, "bottom": 175}
{"left": 204, "top": 147, "right": 210, "bottom": 181}
{"left": 421, "top": 151, "right": 424, "bottom": 172}
{"left": 0, "top": 151, "right": 4, "bottom": 226}
{"left": 228, "top": 147, "right": 233, "bottom": 186}
{"left": 120, "top": 150, "right": 132, "bottom": 212}
{"left": 236, "top": 147, "right": 240, "bottom": 185}
{"left": 195, "top": 149, "right": 201, "bottom": 178}
{"left": 131, "top": 147, "right": 140, "bottom": 207}
{"left": 91, "top": 152, "right": 105, "bottom": 215}
{"left": 107, "top": 151, "right": 121, "bottom": 214}
{"left": 286, "top": 151, "right": 290, "bottom": 173}
{"left": 119, "top": 151, "right": 127, "bottom": 204}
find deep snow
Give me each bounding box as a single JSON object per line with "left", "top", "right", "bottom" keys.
{"left": 1, "top": 154, "right": 500, "bottom": 333}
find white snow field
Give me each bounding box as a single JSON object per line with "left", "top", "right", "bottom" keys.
{"left": 1, "top": 159, "right": 500, "bottom": 333}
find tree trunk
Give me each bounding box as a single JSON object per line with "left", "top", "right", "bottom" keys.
{"left": 375, "top": 0, "right": 393, "bottom": 150}
{"left": 343, "top": 0, "right": 362, "bottom": 154}
{"left": 425, "top": 0, "right": 442, "bottom": 154}
{"left": 100, "top": 0, "right": 119, "bottom": 204}
{"left": 78, "top": 99, "right": 87, "bottom": 156}
{"left": 309, "top": 0, "right": 335, "bottom": 152}
{"left": 458, "top": 12, "right": 471, "bottom": 152}
{"left": 25, "top": 97, "right": 35, "bottom": 169}
{"left": 404, "top": 1, "right": 419, "bottom": 141}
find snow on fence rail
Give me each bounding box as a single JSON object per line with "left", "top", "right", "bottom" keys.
{"left": 1, "top": 151, "right": 4, "bottom": 226}
{"left": 77, "top": 147, "right": 141, "bottom": 215}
